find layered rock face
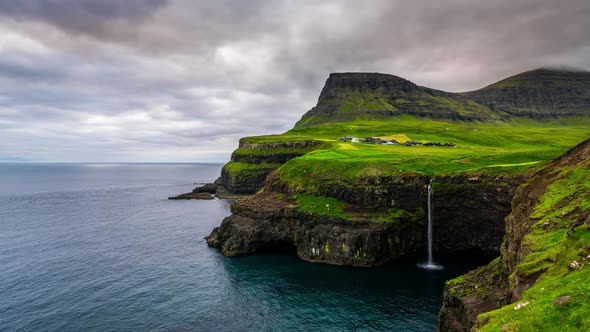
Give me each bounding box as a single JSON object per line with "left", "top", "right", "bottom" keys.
{"left": 207, "top": 192, "right": 423, "bottom": 266}
{"left": 463, "top": 69, "right": 590, "bottom": 118}
{"left": 208, "top": 172, "right": 521, "bottom": 266}
{"left": 438, "top": 138, "right": 590, "bottom": 331}
{"left": 219, "top": 140, "right": 322, "bottom": 195}
{"left": 432, "top": 173, "right": 523, "bottom": 257}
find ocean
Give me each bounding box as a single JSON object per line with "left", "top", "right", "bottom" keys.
{"left": 0, "top": 163, "right": 478, "bottom": 331}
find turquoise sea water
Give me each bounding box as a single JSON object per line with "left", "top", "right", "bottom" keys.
{"left": 0, "top": 163, "right": 481, "bottom": 331}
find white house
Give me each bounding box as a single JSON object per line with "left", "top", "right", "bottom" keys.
{"left": 351, "top": 137, "right": 360, "bottom": 143}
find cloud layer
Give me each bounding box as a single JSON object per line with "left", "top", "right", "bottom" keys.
{"left": 0, "top": 0, "right": 589, "bottom": 162}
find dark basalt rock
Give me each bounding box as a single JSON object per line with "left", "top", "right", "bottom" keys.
{"left": 192, "top": 182, "right": 218, "bottom": 194}
{"left": 219, "top": 164, "right": 275, "bottom": 195}
{"left": 432, "top": 173, "right": 524, "bottom": 258}
{"left": 208, "top": 172, "right": 522, "bottom": 267}
{"left": 437, "top": 260, "right": 511, "bottom": 332}
{"left": 207, "top": 192, "right": 424, "bottom": 267}
{"left": 168, "top": 192, "right": 214, "bottom": 200}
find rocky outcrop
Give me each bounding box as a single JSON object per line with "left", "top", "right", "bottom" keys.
{"left": 432, "top": 173, "right": 524, "bottom": 257}
{"left": 208, "top": 171, "right": 522, "bottom": 266}
{"left": 219, "top": 163, "right": 275, "bottom": 195}
{"left": 265, "top": 171, "right": 428, "bottom": 210}
{"left": 168, "top": 181, "right": 220, "bottom": 200}
{"left": 168, "top": 192, "right": 214, "bottom": 200}
{"left": 207, "top": 192, "right": 423, "bottom": 267}
{"left": 237, "top": 139, "right": 320, "bottom": 150}
{"left": 438, "top": 138, "right": 590, "bottom": 331}
{"left": 437, "top": 259, "right": 511, "bottom": 332}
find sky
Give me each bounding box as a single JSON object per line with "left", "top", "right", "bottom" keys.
{"left": 0, "top": 0, "right": 589, "bottom": 162}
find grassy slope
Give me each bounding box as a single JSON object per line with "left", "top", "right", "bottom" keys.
{"left": 228, "top": 70, "right": 589, "bottom": 221}
{"left": 258, "top": 116, "right": 589, "bottom": 193}
{"left": 476, "top": 163, "right": 590, "bottom": 331}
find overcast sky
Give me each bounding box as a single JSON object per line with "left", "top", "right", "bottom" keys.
{"left": 0, "top": 0, "right": 589, "bottom": 162}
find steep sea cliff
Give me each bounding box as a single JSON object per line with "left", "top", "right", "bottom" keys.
{"left": 438, "top": 138, "right": 590, "bottom": 331}
{"left": 180, "top": 69, "right": 590, "bottom": 330}
{"left": 207, "top": 172, "right": 522, "bottom": 266}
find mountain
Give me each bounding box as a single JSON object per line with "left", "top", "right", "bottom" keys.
{"left": 296, "top": 69, "right": 590, "bottom": 127}
{"left": 463, "top": 68, "right": 590, "bottom": 117}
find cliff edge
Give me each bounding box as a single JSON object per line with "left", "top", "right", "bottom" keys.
{"left": 438, "top": 138, "right": 590, "bottom": 331}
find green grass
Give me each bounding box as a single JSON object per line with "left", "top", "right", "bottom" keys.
{"left": 223, "top": 161, "right": 283, "bottom": 176}
{"left": 378, "top": 207, "right": 426, "bottom": 225}
{"left": 295, "top": 193, "right": 348, "bottom": 219}
{"left": 258, "top": 116, "right": 589, "bottom": 194}
{"left": 478, "top": 232, "right": 590, "bottom": 331}
{"left": 476, "top": 163, "right": 590, "bottom": 331}
{"left": 226, "top": 115, "right": 588, "bottom": 200}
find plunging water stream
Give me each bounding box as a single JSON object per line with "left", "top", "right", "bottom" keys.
{"left": 419, "top": 178, "right": 444, "bottom": 270}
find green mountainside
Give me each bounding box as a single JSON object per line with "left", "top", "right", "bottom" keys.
{"left": 218, "top": 69, "right": 589, "bottom": 198}
{"left": 296, "top": 72, "right": 500, "bottom": 127}
{"left": 463, "top": 69, "right": 590, "bottom": 118}
{"left": 297, "top": 68, "right": 590, "bottom": 127}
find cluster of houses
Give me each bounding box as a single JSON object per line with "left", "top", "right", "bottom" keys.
{"left": 337, "top": 136, "right": 456, "bottom": 147}
{"left": 404, "top": 141, "right": 456, "bottom": 147}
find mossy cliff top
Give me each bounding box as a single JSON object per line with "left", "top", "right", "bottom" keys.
{"left": 440, "top": 139, "right": 590, "bottom": 331}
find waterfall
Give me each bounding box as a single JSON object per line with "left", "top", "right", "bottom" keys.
{"left": 427, "top": 178, "right": 434, "bottom": 265}
{"left": 418, "top": 178, "right": 443, "bottom": 270}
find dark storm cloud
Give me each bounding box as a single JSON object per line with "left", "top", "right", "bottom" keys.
{"left": 0, "top": 0, "right": 588, "bottom": 162}
{"left": 0, "top": 0, "right": 168, "bottom": 38}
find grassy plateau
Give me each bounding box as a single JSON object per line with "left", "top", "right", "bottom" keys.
{"left": 238, "top": 116, "right": 589, "bottom": 189}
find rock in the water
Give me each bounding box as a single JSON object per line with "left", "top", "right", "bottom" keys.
{"left": 192, "top": 182, "right": 218, "bottom": 194}
{"left": 168, "top": 192, "right": 214, "bottom": 200}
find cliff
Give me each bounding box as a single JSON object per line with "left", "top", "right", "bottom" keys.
{"left": 207, "top": 171, "right": 522, "bottom": 266}
{"left": 438, "top": 138, "right": 590, "bottom": 331}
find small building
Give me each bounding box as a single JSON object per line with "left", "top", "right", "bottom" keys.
{"left": 404, "top": 141, "right": 423, "bottom": 146}
{"left": 351, "top": 137, "right": 360, "bottom": 143}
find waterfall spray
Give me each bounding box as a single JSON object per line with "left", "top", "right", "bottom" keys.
{"left": 418, "top": 178, "right": 443, "bottom": 270}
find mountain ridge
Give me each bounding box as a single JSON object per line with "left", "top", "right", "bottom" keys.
{"left": 296, "top": 68, "right": 590, "bottom": 127}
